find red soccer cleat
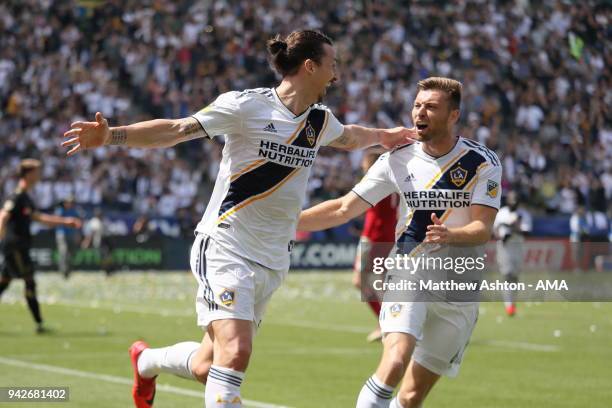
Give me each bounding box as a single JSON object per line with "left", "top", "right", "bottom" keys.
{"left": 129, "top": 340, "right": 156, "bottom": 408}
{"left": 505, "top": 304, "right": 516, "bottom": 317}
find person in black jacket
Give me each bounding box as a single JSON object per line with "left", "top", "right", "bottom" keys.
{"left": 0, "top": 159, "right": 82, "bottom": 333}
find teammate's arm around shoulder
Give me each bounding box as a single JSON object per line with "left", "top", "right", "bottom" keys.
{"left": 62, "top": 112, "right": 206, "bottom": 156}
{"left": 298, "top": 192, "right": 371, "bottom": 232}
{"left": 328, "top": 125, "right": 417, "bottom": 151}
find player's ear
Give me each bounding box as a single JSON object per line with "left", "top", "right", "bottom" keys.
{"left": 304, "top": 59, "right": 315, "bottom": 75}
{"left": 449, "top": 109, "right": 460, "bottom": 124}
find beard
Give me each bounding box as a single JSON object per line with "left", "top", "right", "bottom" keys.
{"left": 317, "top": 88, "right": 326, "bottom": 103}
{"left": 416, "top": 127, "right": 439, "bottom": 142}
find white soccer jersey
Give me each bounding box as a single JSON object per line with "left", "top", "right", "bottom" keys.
{"left": 494, "top": 206, "right": 532, "bottom": 243}
{"left": 192, "top": 88, "right": 344, "bottom": 270}
{"left": 353, "top": 137, "right": 502, "bottom": 253}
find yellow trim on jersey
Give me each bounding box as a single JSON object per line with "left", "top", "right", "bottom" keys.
{"left": 476, "top": 161, "right": 488, "bottom": 172}
{"left": 317, "top": 112, "right": 329, "bottom": 147}
{"left": 424, "top": 149, "right": 468, "bottom": 189}
{"left": 403, "top": 209, "right": 415, "bottom": 228}
{"left": 285, "top": 117, "right": 309, "bottom": 145}
{"left": 437, "top": 174, "right": 480, "bottom": 224}
{"left": 228, "top": 117, "right": 310, "bottom": 182}
{"left": 401, "top": 164, "right": 481, "bottom": 257}
{"left": 399, "top": 149, "right": 470, "bottom": 232}
{"left": 230, "top": 159, "right": 266, "bottom": 182}
{"left": 217, "top": 168, "right": 302, "bottom": 223}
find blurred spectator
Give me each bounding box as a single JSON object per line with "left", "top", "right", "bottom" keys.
{"left": 55, "top": 196, "right": 82, "bottom": 279}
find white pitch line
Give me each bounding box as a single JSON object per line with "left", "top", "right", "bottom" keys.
{"left": 5, "top": 298, "right": 562, "bottom": 351}
{"left": 7, "top": 298, "right": 374, "bottom": 334}
{"left": 265, "top": 319, "right": 371, "bottom": 334}
{"left": 0, "top": 356, "right": 291, "bottom": 408}
{"left": 482, "top": 340, "right": 561, "bottom": 352}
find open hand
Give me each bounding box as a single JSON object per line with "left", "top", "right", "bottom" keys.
{"left": 379, "top": 127, "right": 418, "bottom": 149}
{"left": 62, "top": 112, "right": 110, "bottom": 156}
{"left": 65, "top": 217, "right": 83, "bottom": 229}
{"left": 425, "top": 213, "right": 451, "bottom": 244}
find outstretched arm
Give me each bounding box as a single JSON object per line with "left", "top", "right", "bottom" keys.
{"left": 32, "top": 213, "right": 82, "bottom": 229}
{"left": 298, "top": 191, "right": 372, "bottom": 231}
{"left": 62, "top": 112, "right": 206, "bottom": 156}
{"left": 328, "top": 125, "right": 416, "bottom": 151}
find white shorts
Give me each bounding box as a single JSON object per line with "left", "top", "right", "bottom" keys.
{"left": 190, "top": 234, "right": 287, "bottom": 329}
{"left": 496, "top": 242, "right": 523, "bottom": 276}
{"left": 379, "top": 301, "right": 479, "bottom": 377}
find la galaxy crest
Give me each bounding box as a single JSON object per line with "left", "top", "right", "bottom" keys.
{"left": 305, "top": 122, "right": 316, "bottom": 146}
{"left": 450, "top": 165, "right": 468, "bottom": 187}
{"left": 390, "top": 303, "right": 403, "bottom": 317}
{"left": 219, "top": 289, "right": 235, "bottom": 306}
{"left": 486, "top": 179, "right": 499, "bottom": 198}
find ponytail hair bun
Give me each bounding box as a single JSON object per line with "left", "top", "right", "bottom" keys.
{"left": 267, "top": 39, "right": 288, "bottom": 55}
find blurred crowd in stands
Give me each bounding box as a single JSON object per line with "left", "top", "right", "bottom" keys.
{"left": 0, "top": 0, "right": 610, "bottom": 234}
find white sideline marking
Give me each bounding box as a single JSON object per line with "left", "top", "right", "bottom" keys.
{"left": 266, "top": 319, "right": 371, "bottom": 334}
{"left": 5, "top": 298, "right": 561, "bottom": 351}
{"left": 482, "top": 340, "right": 561, "bottom": 352}
{"left": 0, "top": 357, "right": 291, "bottom": 408}
{"left": 262, "top": 347, "right": 379, "bottom": 356}
{"left": 6, "top": 298, "right": 374, "bottom": 334}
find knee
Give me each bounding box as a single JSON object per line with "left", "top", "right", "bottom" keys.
{"left": 379, "top": 339, "right": 413, "bottom": 384}
{"left": 191, "top": 359, "right": 211, "bottom": 383}
{"left": 385, "top": 355, "right": 408, "bottom": 379}
{"left": 220, "top": 338, "right": 252, "bottom": 371}
{"left": 397, "top": 389, "right": 426, "bottom": 408}
{"left": 24, "top": 279, "right": 36, "bottom": 297}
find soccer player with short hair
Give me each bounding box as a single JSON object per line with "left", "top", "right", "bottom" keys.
{"left": 299, "top": 77, "right": 502, "bottom": 408}
{"left": 62, "top": 30, "right": 414, "bottom": 408}
{"left": 493, "top": 190, "right": 532, "bottom": 316}
{"left": 0, "top": 159, "right": 82, "bottom": 333}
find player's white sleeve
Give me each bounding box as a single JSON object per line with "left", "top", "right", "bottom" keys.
{"left": 493, "top": 207, "right": 507, "bottom": 231}
{"left": 2, "top": 199, "right": 15, "bottom": 213}
{"left": 519, "top": 209, "right": 533, "bottom": 233}
{"left": 352, "top": 153, "right": 397, "bottom": 206}
{"left": 191, "top": 91, "right": 242, "bottom": 138}
{"left": 471, "top": 163, "right": 502, "bottom": 209}
{"left": 320, "top": 110, "right": 345, "bottom": 146}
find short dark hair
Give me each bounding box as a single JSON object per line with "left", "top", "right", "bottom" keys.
{"left": 19, "top": 158, "right": 41, "bottom": 178}
{"left": 267, "top": 30, "right": 333, "bottom": 77}
{"left": 416, "top": 77, "right": 463, "bottom": 111}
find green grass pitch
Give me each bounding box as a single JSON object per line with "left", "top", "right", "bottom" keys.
{"left": 1, "top": 271, "right": 611, "bottom": 407}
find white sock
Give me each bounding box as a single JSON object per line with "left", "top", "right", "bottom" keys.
{"left": 389, "top": 397, "right": 405, "bottom": 408}
{"left": 356, "top": 375, "right": 394, "bottom": 408}
{"left": 205, "top": 365, "right": 245, "bottom": 407}
{"left": 137, "top": 341, "right": 200, "bottom": 379}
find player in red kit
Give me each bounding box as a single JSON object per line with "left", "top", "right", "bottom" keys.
{"left": 353, "top": 150, "right": 399, "bottom": 342}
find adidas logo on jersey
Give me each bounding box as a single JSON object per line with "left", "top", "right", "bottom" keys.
{"left": 263, "top": 123, "right": 277, "bottom": 133}
{"left": 404, "top": 173, "right": 416, "bottom": 182}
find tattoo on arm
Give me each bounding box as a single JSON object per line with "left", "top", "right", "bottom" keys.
{"left": 334, "top": 133, "right": 351, "bottom": 146}
{"left": 330, "top": 132, "right": 357, "bottom": 150}
{"left": 109, "top": 128, "right": 127, "bottom": 145}
{"left": 180, "top": 118, "right": 207, "bottom": 140}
